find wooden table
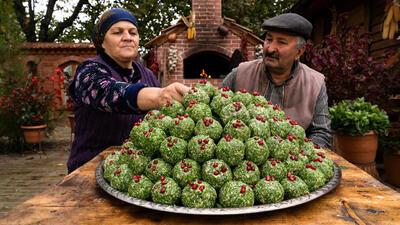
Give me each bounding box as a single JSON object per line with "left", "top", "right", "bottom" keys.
{"left": 1, "top": 147, "right": 400, "bottom": 225}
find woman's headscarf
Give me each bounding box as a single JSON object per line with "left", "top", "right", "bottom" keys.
{"left": 91, "top": 8, "right": 138, "bottom": 54}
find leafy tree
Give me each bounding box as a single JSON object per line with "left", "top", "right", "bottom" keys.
{"left": 7, "top": 0, "right": 298, "bottom": 44}
{"left": 12, "top": 0, "right": 89, "bottom": 42}
{"left": 222, "top": 0, "right": 298, "bottom": 37}
{"left": 58, "top": 0, "right": 191, "bottom": 45}
{"left": 0, "top": 0, "right": 25, "bottom": 44}
{"left": 117, "top": 0, "right": 191, "bottom": 47}
{"left": 58, "top": 0, "right": 113, "bottom": 42}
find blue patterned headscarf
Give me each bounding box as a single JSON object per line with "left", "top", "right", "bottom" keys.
{"left": 92, "top": 8, "right": 138, "bottom": 54}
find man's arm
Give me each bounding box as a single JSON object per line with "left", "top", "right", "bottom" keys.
{"left": 221, "top": 68, "right": 238, "bottom": 90}
{"left": 306, "top": 83, "right": 332, "bottom": 149}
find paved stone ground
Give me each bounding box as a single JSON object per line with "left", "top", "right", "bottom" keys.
{"left": 0, "top": 117, "right": 399, "bottom": 219}
{"left": 0, "top": 118, "right": 72, "bottom": 218}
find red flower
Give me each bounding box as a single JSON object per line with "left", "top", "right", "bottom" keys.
{"left": 56, "top": 68, "right": 62, "bottom": 75}
{"left": 50, "top": 76, "right": 56, "bottom": 82}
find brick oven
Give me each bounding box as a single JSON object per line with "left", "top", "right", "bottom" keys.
{"left": 144, "top": 0, "right": 263, "bottom": 87}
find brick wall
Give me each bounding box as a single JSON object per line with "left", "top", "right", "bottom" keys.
{"left": 152, "top": 0, "right": 261, "bottom": 88}
{"left": 19, "top": 43, "right": 96, "bottom": 108}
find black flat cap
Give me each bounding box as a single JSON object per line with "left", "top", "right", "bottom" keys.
{"left": 262, "top": 13, "right": 312, "bottom": 40}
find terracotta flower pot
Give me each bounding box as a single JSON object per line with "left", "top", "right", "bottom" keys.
{"left": 333, "top": 131, "right": 378, "bottom": 164}
{"left": 383, "top": 152, "right": 400, "bottom": 187}
{"left": 20, "top": 124, "right": 47, "bottom": 144}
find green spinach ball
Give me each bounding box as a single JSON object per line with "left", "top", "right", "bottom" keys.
{"left": 245, "top": 137, "right": 269, "bottom": 166}
{"left": 172, "top": 158, "right": 201, "bottom": 187}
{"left": 129, "top": 120, "right": 149, "bottom": 149}
{"left": 159, "top": 136, "right": 187, "bottom": 165}
{"left": 219, "top": 181, "right": 254, "bottom": 208}
{"left": 269, "top": 117, "right": 291, "bottom": 138}
{"left": 127, "top": 175, "right": 153, "bottom": 200}
{"left": 120, "top": 149, "right": 150, "bottom": 175}
{"left": 288, "top": 120, "right": 306, "bottom": 142}
{"left": 250, "top": 92, "right": 268, "bottom": 106}
{"left": 202, "top": 159, "right": 232, "bottom": 189}
{"left": 266, "top": 135, "right": 292, "bottom": 161}
{"left": 216, "top": 135, "right": 245, "bottom": 166}
{"left": 214, "top": 86, "right": 234, "bottom": 98}
{"left": 300, "top": 138, "right": 317, "bottom": 158}
{"left": 144, "top": 158, "right": 172, "bottom": 183}
{"left": 248, "top": 117, "right": 271, "bottom": 140}
{"left": 309, "top": 157, "right": 334, "bottom": 180}
{"left": 195, "top": 80, "right": 215, "bottom": 97}
{"left": 143, "top": 110, "right": 161, "bottom": 123}
{"left": 194, "top": 117, "right": 222, "bottom": 141}
{"left": 151, "top": 177, "right": 181, "bottom": 205}
{"left": 280, "top": 173, "right": 309, "bottom": 199}
{"left": 284, "top": 152, "right": 307, "bottom": 174}
{"left": 187, "top": 135, "right": 216, "bottom": 163}
{"left": 150, "top": 114, "right": 173, "bottom": 132}
{"left": 220, "top": 102, "right": 250, "bottom": 125}
{"left": 299, "top": 165, "right": 326, "bottom": 192}
{"left": 161, "top": 99, "right": 185, "bottom": 118}
{"left": 210, "top": 92, "right": 233, "bottom": 115}
{"left": 223, "top": 119, "right": 251, "bottom": 141}
{"left": 247, "top": 103, "right": 270, "bottom": 119}
{"left": 110, "top": 164, "right": 133, "bottom": 192}
{"left": 233, "top": 160, "right": 261, "bottom": 185}
{"left": 182, "top": 87, "right": 209, "bottom": 108}
{"left": 261, "top": 158, "right": 287, "bottom": 181}
{"left": 103, "top": 150, "right": 121, "bottom": 171}
{"left": 181, "top": 180, "right": 217, "bottom": 208}
{"left": 254, "top": 176, "right": 284, "bottom": 204}
{"left": 169, "top": 115, "right": 195, "bottom": 140}
{"left": 233, "top": 90, "right": 253, "bottom": 106}
{"left": 141, "top": 127, "right": 167, "bottom": 157}
{"left": 185, "top": 102, "right": 212, "bottom": 122}
{"left": 268, "top": 104, "right": 286, "bottom": 119}
{"left": 104, "top": 163, "right": 120, "bottom": 182}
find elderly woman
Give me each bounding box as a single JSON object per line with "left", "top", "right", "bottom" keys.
{"left": 67, "top": 8, "right": 188, "bottom": 173}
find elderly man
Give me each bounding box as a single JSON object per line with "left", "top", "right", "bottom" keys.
{"left": 222, "top": 13, "right": 332, "bottom": 148}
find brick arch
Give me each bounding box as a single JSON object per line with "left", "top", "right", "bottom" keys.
{"left": 24, "top": 55, "right": 41, "bottom": 65}
{"left": 54, "top": 56, "right": 87, "bottom": 69}
{"left": 181, "top": 45, "right": 231, "bottom": 59}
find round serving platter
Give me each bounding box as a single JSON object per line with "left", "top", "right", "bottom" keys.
{"left": 95, "top": 160, "right": 341, "bottom": 215}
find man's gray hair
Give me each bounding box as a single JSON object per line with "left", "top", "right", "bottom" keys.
{"left": 296, "top": 36, "right": 306, "bottom": 50}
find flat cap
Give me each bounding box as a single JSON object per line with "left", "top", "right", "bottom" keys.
{"left": 262, "top": 13, "right": 312, "bottom": 40}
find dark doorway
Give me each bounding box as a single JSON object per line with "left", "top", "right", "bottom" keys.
{"left": 184, "top": 51, "right": 230, "bottom": 79}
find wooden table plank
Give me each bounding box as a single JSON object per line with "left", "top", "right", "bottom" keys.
{"left": 1, "top": 147, "right": 399, "bottom": 225}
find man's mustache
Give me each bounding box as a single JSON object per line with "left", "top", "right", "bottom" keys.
{"left": 265, "top": 52, "right": 279, "bottom": 59}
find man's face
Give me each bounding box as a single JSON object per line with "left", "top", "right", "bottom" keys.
{"left": 263, "top": 31, "right": 304, "bottom": 75}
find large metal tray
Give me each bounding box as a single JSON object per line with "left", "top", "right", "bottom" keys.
{"left": 95, "top": 160, "right": 341, "bottom": 215}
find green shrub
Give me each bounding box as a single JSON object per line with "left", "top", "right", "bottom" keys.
{"left": 329, "top": 97, "right": 390, "bottom": 136}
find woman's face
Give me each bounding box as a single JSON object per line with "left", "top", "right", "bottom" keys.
{"left": 102, "top": 21, "right": 139, "bottom": 68}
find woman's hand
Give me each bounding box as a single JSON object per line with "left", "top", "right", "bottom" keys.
{"left": 158, "top": 82, "right": 189, "bottom": 105}
{"left": 137, "top": 82, "right": 189, "bottom": 111}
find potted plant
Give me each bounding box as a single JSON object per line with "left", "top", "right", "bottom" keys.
{"left": 329, "top": 97, "right": 391, "bottom": 164}
{"left": 379, "top": 130, "right": 400, "bottom": 187}
{"left": 0, "top": 73, "right": 63, "bottom": 144}
{"left": 306, "top": 14, "right": 400, "bottom": 114}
